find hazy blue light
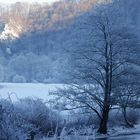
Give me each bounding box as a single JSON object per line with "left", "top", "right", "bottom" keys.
{"left": 0, "top": 0, "right": 60, "bottom": 4}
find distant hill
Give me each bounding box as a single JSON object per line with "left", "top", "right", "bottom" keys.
{"left": 0, "top": 0, "right": 139, "bottom": 83}
{"left": 0, "top": 0, "right": 101, "bottom": 41}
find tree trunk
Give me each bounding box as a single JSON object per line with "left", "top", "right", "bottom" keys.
{"left": 98, "top": 104, "right": 110, "bottom": 134}
{"left": 122, "top": 107, "right": 134, "bottom": 128}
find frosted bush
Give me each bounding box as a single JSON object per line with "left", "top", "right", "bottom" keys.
{"left": 12, "top": 75, "right": 26, "bottom": 83}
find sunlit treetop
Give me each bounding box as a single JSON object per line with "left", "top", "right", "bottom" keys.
{"left": 0, "top": 0, "right": 60, "bottom": 4}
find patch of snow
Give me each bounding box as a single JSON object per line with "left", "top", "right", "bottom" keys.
{"left": 0, "top": 83, "right": 65, "bottom": 102}
{"left": 109, "top": 124, "right": 140, "bottom": 137}
{"left": 0, "top": 21, "right": 22, "bottom": 40}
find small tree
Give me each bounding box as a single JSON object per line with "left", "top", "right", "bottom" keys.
{"left": 115, "top": 68, "right": 140, "bottom": 127}
{"left": 12, "top": 74, "right": 26, "bottom": 83}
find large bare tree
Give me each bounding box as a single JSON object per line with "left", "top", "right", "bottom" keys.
{"left": 51, "top": 2, "right": 139, "bottom": 134}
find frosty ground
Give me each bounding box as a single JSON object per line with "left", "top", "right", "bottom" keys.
{"left": 0, "top": 83, "right": 140, "bottom": 140}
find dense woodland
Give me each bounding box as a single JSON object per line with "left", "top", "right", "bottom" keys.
{"left": 0, "top": 0, "right": 139, "bottom": 83}
{"left": 0, "top": 0, "right": 100, "bottom": 83}
{"left": 0, "top": 0, "right": 140, "bottom": 139}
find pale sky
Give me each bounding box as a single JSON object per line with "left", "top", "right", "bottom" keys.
{"left": 0, "top": 0, "right": 60, "bottom": 4}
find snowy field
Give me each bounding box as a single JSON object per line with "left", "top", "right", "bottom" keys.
{"left": 0, "top": 83, "right": 63, "bottom": 101}
{"left": 51, "top": 134, "right": 140, "bottom": 140}
{"left": 66, "top": 134, "right": 140, "bottom": 140}
{"left": 43, "top": 134, "right": 140, "bottom": 140}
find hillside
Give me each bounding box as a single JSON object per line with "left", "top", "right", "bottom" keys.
{"left": 0, "top": 0, "right": 139, "bottom": 83}
{"left": 0, "top": 0, "right": 101, "bottom": 40}
{"left": 0, "top": 0, "right": 102, "bottom": 83}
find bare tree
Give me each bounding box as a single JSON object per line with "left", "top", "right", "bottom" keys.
{"left": 115, "top": 68, "right": 140, "bottom": 127}
{"left": 118, "top": 86, "right": 140, "bottom": 127}
{"left": 51, "top": 2, "right": 139, "bottom": 134}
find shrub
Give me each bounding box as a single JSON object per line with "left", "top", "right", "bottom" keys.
{"left": 15, "top": 98, "right": 63, "bottom": 135}
{"left": 12, "top": 75, "right": 26, "bottom": 83}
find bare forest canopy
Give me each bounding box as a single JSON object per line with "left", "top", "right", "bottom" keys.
{"left": 0, "top": 0, "right": 139, "bottom": 83}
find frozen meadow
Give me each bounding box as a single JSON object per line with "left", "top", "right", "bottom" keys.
{"left": 0, "top": 83, "right": 140, "bottom": 140}
{"left": 0, "top": 83, "right": 63, "bottom": 101}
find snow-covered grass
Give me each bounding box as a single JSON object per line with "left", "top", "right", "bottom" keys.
{"left": 0, "top": 83, "right": 140, "bottom": 140}
{"left": 41, "top": 126, "right": 140, "bottom": 140}
{"left": 108, "top": 124, "right": 140, "bottom": 137}
{"left": 39, "top": 123, "right": 140, "bottom": 140}
{"left": 0, "top": 83, "right": 64, "bottom": 101}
